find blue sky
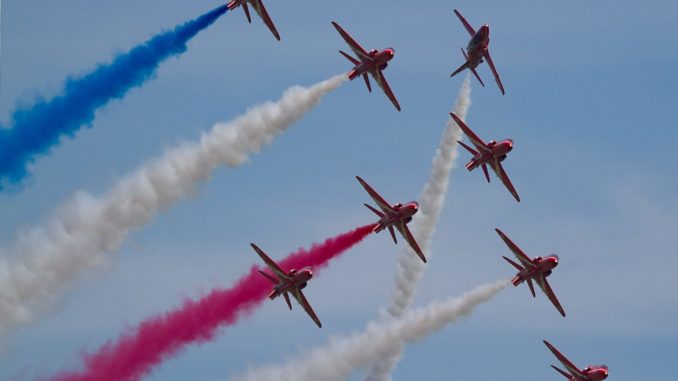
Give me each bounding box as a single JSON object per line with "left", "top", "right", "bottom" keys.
{"left": 1, "top": 0, "right": 677, "bottom": 380}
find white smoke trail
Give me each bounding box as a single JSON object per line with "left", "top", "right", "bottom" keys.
{"left": 0, "top": 74, "right": 346, "bottom": 332}
{"left": 232, "top": 279, "right": 510, "bottom": 381}
{"left": 363, "top": 75, "right": 472, "bottom": 381}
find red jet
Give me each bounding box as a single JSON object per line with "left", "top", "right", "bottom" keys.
{"left": 544, "top": 340, "right": 609, "bottom": 380}
{"left": 227, "top": 0, "right": 280, "bottom": 41}
{"left": 356, "top": 176, "right": 426, "bottom": 263}
{"left": 332, "top": 21, "right": 401, "bottom": 111}
{"left": 496, "top": 228, "right": 566, "bottom": 317}
{"left": 450, "top": 113, "right": 520, "bottom": 202}
{"left": 251, "top": 243, "right": 322, "bottom": 327}
{"left": 450, "top": 9, "right": 505, "bottom": 95}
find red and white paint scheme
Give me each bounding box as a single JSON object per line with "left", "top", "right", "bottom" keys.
{"left": 496, "top": 228, "right": 566, "bottom": 317}
{"left": 227, "top": 0, "right": 280, "bottom": 41}
{"left": 332, "top": 21, "right": 401, "bottom": 111}
{"left": 450, "top": 9, "right": 505, "bottom": 95}
{"left": 450, "top": 113, "right": 520, "bottom": 202}
{"left": 356, "top": 176, "right": 426, "bottom": 263}
{"left": 544, "top": 340, "right": 609, "bottom": 380}
{"left": 251, "top": 243, "right": 322, "bottom": 327}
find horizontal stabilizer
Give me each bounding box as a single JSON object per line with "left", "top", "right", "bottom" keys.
{"left": 339, "top": 50, "right": 360, "bottom": 65}
{"left": 551, "top": 365, "right": 572, "bottom": 379}
{"left": 362, "top": 73, "right": 372, "bottom": 93}
{"left": 502, "top": 256, "right": 523, "bottom": 271}
{"left": 283, "top": 292, "right": 293, "bottom": 310}
{"left": 364, "top": 203, "right": 385, "bottom": 218}
{"left": 258, "top": 269, "right": 278, "bottom": 284}
{"left": 242, "top": 2, "right": 252, "bottom": 23}
{"left": 527, "top": 278, "right": 536, "bottom": 298}
{"left": 470, "top": 67, "right": 485, "bottom": 87}
{"left": 450, "top": 61, "right": 469, "bottom": 78}
{"left": 457, "top": 140, "right": 478, "bottom": 156}
{"left": 388, "top": 225, "right": 397, "bottom": 244}
{"left": 481, "top": 163, "right": 490, "bottom": 183}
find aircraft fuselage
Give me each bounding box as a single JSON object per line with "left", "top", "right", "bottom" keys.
{"left": 374, "top": 201, "right": 418, "bottom": 233}
{"left": 581, "top": 365, "right": 609, "bottom": 381}
{"left": 268, "top": 267, "right": 313, "bottom": 299}
{"left": 348, "top": 48, "right": 395, "bottom": 80}
{"left": 465, "top": 25, "right": 490, "bottom": 68}
{"left": 465, "top": 139, "right": 513, "bottom": 171}
{"left": 513, "top": 255, "right": 559, "bottom": 286}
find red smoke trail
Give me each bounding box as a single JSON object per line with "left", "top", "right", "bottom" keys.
{"left": 48, "top": 224, "right": 375, "bottom": 381}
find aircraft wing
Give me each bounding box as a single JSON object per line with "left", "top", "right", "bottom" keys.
{"left": 251, "top": 243, "right": 290, "bottom": 281}
{"left": 292, "top": 287, "right": 322, "bottom": 327}
{"left": 250, "top": 0, "right": 280, "bottom": 40}
{"left": 453, "top": 9, "right": 476, "bottom": 36}
{"left": 543, "top": 340, "right": 585, "bottom": 378}
{"left": 449, "top": 113, "right": 490, "bottom": 153}
{"left": 537, "top": 274, "right": 566, "bottom": 317}
{"left": 356, "top": 176, "right": 396, "bottom": 214}
{"left": 483, "top": 50, "right": 505, "bottom": 95}
{"left": 332, "top": 21, "right": 370, "bottom": 61}
{"left": 371, "top": 68, "right": 401, "bottom": 111}
{"left": 489, "top": 158, "right": 520, "bottom": 202}
{"left": 494, "top": 228, "right": 533, "bottom": 269}
{"left": 396, "top": 220, "right": 427, "bottom": 263}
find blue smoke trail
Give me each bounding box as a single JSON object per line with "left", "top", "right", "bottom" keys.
{"left": 0, "top": 5, "right": 227, "bottom": 190}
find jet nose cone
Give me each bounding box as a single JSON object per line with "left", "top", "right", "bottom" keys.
{"left": 550, "top": 255, "right": 559, "bottom": 266}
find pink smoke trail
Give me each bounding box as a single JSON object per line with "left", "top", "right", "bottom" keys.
{"left": 48, "top": 224, "right": 375, "bottom": 381}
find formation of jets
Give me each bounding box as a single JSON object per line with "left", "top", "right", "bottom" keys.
{"left": 230, "top": 5, "right": 609, "bottom": 378}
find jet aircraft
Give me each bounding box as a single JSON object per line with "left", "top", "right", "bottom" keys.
{"left": 544, "top": 340, "right": 609, "bottom": 380}
{"left": 332, "top": 21, "right": 401, "bottom": 111}
{"left": 251, "top": 243, "right": 322, "bottom": 327}
{"left": 450, "top": 9, "right": 505, "bottom": 95}
{"left": 227, "top": 0, "right": 280, "bottom": 41}
{"left": 496, "top": 228, "right": 566, "bottom": 317}
{"left": 356, "top": 176, "right": 426, "bottom": 263}
{"left": 450, "top": 112, "right": 520, "bottom": 202}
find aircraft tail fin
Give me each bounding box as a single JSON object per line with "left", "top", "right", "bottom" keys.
{"left": 457, "top": 140, "right": 478, "bottom": 156}
{"left": 362, "top": 73, "right": 372, "bottom": 92}
{"left": 339, "top": 50, "right": 360, "bottom": 65}
{"left": 481, "top": 163, "right": 491, "bottom": 183}
{"left": 364, "top": 203, "right": 385, "bottom": 218}
{"left": 258, "top": 269, "right": 278, "bottom": 285}
{"left": 283, "top": 292, "right": 293, "bottom": 310}
{"left": 388, "top": 225, "right": 397, "bottom": 244}
{"left": 550, "top": 365, "right": 571, "bottom": 379}
{"left": 242, "top": 2, "right": 252, "bottom": 23}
